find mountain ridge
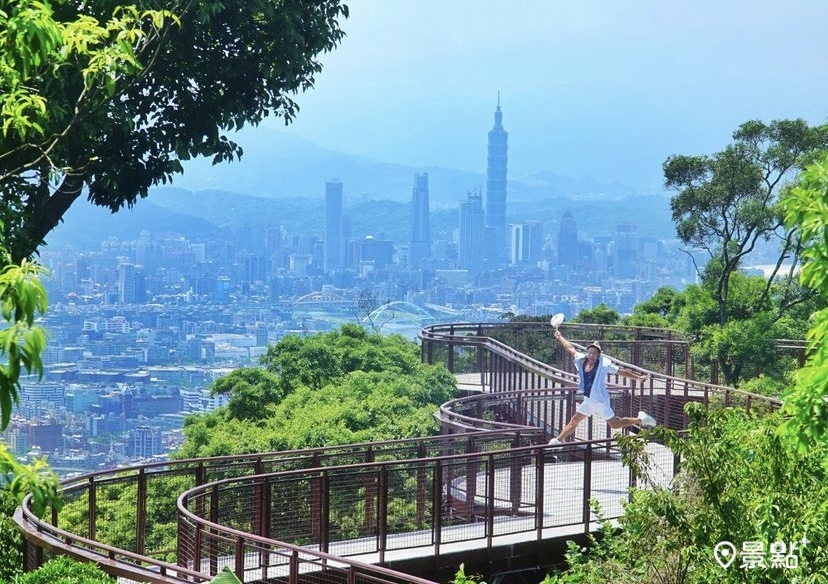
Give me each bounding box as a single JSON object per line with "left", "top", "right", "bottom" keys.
{"left": 172, "top": 130, "right": 664, "bottom": 204}
{"left": 46, "top": 132, "right": 675, "bottom": 250}
{"left": 49, "top": 187, "right": 675, "bottom": 252}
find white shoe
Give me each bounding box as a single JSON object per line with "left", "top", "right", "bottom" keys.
{"left": 548, "top": 438, "right": 562, "bottom": 446}
{"left": 638, "top": 411, "right": 657, "bottom": 429}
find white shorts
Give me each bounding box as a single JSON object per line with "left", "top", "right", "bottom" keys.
{"left": 576, "top": 396, "right": 616, "bottom": 420}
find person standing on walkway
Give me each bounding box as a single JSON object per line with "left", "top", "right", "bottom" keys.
{"left": 549, "top": 329, "right": 656, "bottom": 445}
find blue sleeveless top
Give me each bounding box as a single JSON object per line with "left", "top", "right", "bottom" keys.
{"left": 582, "top": 365, "right": 597, "bottom": 397}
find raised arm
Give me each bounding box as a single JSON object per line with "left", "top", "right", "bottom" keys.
{"left": 554, "top": 329, "right": 577, "bottom": 357}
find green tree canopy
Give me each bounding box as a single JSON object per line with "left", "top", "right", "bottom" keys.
{"left": 665, "top": 119, "right": 828, "bottom": 328}
{"left": 660, "top": 272, "right": 806, "bottom": 386}
{"left": 1, "top": 0, "right": 348, "bottom": 262}
{"left": 780, "top": 152, "right": 828, "bottom": 454}
{"left": 572, "top": 303, "right": 620, "bottom": 325}
{"left": 209, "top": 368, "right": 284, "bottom": 422}
{"left": 629, "top": 286, "right": 685, "bottom": 324}
{"left": 176, "top": 325, "right": 456, "bottom": 457}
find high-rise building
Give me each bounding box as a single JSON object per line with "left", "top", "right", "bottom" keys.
{"left": 27, "top": 422, "right": 62, "bottom": 453}
{"left": 324, "top": 179, "right": 344, "bottom": 273}
{"left": 615, "top": 222, "right": 638, "bottom": 278}
{"left": 510, "top": 221, "right": 544, "bottom": 265}
{"left": 255, "top": 322, "right": 268, "bottom": 347}
{"left": 524, "top": 221, "right": 543, "bottom": 264}
{"left": 558, "top": 211, "right": 579, "bottom": 268}
{"left": 238, "top": 252, "right": 267, "bottom": 285}
{"left": 350, "top": 235, "right": 394, "bottom": 271}
{"left": 485, "top": 95, "right": 508, "bottom": 264}
{"left": 510, "top": 224, "right": 524, "bottom": 266}
{"left": 409, "top": 172, "right": 431, "bottom": 269}
{"left": 5, "top": 426, "right": 29, "bottom": 456}
{"left": 131, "top": 425, "right": 161, "bottom": 459}
{"left": 118, "top": 262, "right": 145, "bottom": 304}
{"left": 458, "top": 191, "right": 485, "bottom": 273}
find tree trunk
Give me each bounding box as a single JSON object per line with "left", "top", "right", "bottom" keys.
{"left": 15, "top": 175, "right": 85, "bottom": 262}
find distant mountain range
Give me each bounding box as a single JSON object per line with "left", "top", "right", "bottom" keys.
{"left": 163, "top": 130, "right": 656, "bottom": 205}
{"left": 48, "top": 132, "right": 676, "bottom": 251}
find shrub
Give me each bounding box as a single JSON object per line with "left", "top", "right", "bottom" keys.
{"left": 11, "top": 556, "right": 115, "bottom": 584}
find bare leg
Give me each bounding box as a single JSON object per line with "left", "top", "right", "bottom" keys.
{"left": 555, "top": 412, "right": 587, "bottom": 442}
{"left": 606, "top": 416, "right": 641, "bottom": 430}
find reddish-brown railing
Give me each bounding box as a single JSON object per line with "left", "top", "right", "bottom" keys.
{"left": 177, "top": 437, "right": 647, "bottom": 582}
{"left": 15, "top": 322, "right": 785, "bottom": 583}
{"left": 421, "top": 322, "right": 782, "bottom": 436}
{"left": 15, "top": 432, "right": 537, "bottom": 583}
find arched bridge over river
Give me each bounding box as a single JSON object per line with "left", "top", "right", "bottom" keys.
{"left": 15, "top": 322, "right": 800, "bottom": 584}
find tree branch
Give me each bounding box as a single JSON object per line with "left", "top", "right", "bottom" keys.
{"left": 15, "top": 173, "right": 85, "bottom": 262}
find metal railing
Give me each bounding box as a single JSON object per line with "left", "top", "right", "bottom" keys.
{"left": 15, "top": 322, "right": 786, "bottom": 583}
{"left": 421, "top": 322, "right": 782, "bottom": 436}
{"left": 177, "top": 437, "right": 653, "bottom": 582}
{"left": 15, "top": 432, "right": 536, "bottom": 583}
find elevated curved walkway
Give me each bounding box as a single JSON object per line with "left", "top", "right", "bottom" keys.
{"left": 14, "top": 322, "right": 787, "bottom": 583}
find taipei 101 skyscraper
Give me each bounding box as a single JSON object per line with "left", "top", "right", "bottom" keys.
{"left": 486, "top": 94, "right": 508, "bottom": 264}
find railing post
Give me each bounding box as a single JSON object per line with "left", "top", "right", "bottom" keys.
{"left": 136, "top": 469, "right": 147, "bottom": 555}
{"left": 510, "top": 438, "right": 522, "bottom": 515}
{"left": 582, "top": 442, "right": 593, "bottom": 533}
{"left": 21, "top": 535, "right": 38, "bottom": 572}
{"left": 465, "top": 454, "right": 478, "bottom": 522}
{"left": 416, "top": 443, "right": 426, "bottom": 529}
{"left": 686, "top": 340, "right": 693, "bottom": 380}
{"left": 88, "top": 476, "right": 96, "bottom": 541}
{"left": 234, "top": 537, "right": 244, "bottom": 581}
{"left": 311, "top": 455, "right": 321, "bottom": 538}
{"left": 378, "top": 465, "right": 388, "bottom": 565}
{"left": 486, "top": 454, "right": 496, "bottom": 552}
{"left": 289, "top": 549, "right": 299, "bottom": 584}
{"left": 477, "top": 343, "right": 486, "bottom": 389}
{"left": 433, "top": 459, "right": 443, "bottom": 557}
{"left": 320, "top": 471, "right": 330, "bottom": 554}
{"left": 535, "top": 448, "right": 545, "bottom": 540}
{"left": 364, "top": 446, "right": 376, "bottom": 534}
{"left": 260, "top": 474, "right": 272, "bottom": 539}
{"left": 209, "top": 484, "right": 219, "bottom": 576}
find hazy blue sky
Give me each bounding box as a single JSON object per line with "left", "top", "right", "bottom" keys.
{"left": 248, "top": 0, "right": 827, "bottom": 191}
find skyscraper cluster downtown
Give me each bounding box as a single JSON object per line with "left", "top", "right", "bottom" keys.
{"left": 324, "top": 97, "right": 516, "bottom": 279}
{"left": 308, "top": 92, "right": 696, "bottom": 326}
{"left": 312, "top": 95, "right": 694, "bottom": 323}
